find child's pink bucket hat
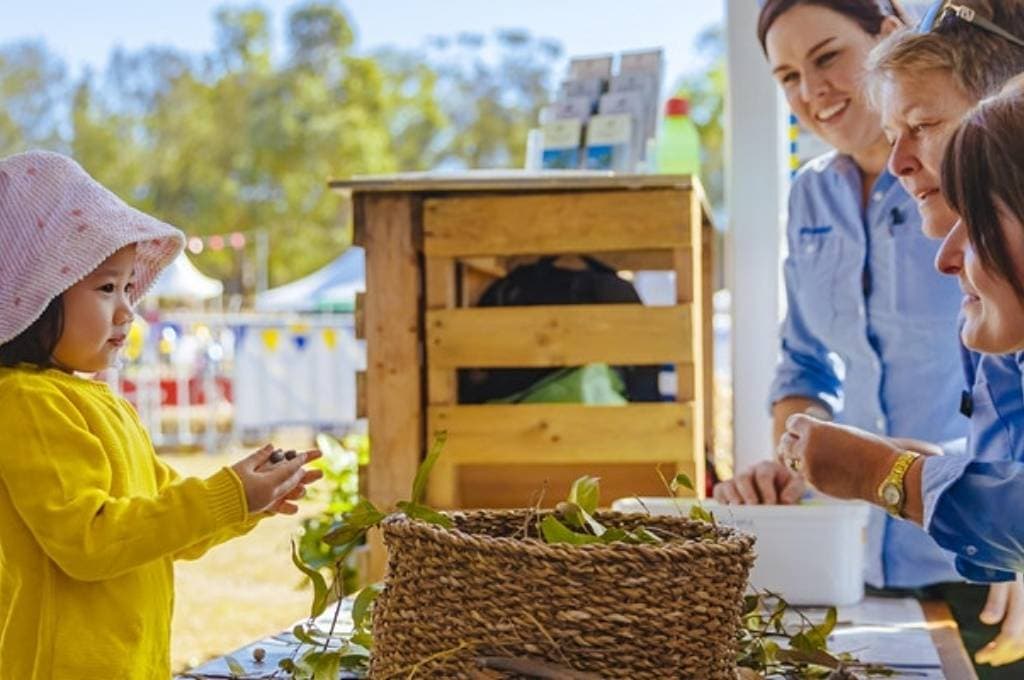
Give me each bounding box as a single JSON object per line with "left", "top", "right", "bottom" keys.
{"left": 0, "top": 150, "right": 184, "bottom": 345}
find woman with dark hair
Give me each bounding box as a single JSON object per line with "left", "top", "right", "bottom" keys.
{"left": 716, "top": 0, "right": 970, "bottom": 595}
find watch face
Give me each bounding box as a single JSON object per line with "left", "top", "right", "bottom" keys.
{"left": 882, "top": 484, "right": 901, "bottom": 506}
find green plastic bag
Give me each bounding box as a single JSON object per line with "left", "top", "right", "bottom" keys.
{"left": 492, "top": 363, "right": 627, "bottom": 405}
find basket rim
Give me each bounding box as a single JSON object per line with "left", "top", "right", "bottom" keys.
{"left": 380, "top": 509, "right": 756, "bottom": 560}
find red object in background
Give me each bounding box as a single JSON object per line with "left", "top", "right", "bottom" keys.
{"left": 120, "top": 376, "right": 233, "bottom": 407}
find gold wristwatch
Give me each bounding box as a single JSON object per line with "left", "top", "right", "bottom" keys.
{"left": 877, "top": 451, "right": 920, "bottom": 518}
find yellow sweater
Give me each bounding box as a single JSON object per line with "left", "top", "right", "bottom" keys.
{"left": 0, "top": 366, "right": 260, "bottom": 679}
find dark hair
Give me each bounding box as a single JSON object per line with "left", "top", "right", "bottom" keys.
{"left": 758, "top": 0, "right": 908, "bottom": 51}
{"left": 0, "top": 296, "right": 64, "bottom": 368}
{"left": 941, "top": 93, "right": 1024, "bottom": 301}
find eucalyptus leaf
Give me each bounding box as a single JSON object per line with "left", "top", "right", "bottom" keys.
{"left": 689, "top": 504, "right": 714, "bottom": 524}
{"left": 350, "top": 630, "right": 375, "bottom": 650}
{"left": 292, "top": 623, "right": 321, "bottom": 646}
{"left": 568, "top": 475, "right": 600, "bottom": 515}
{"left": 224, "top": 655, "right": 246, "bottom": 677}
{"left": 412, "top": 430, "right": 448, "bottom": 504}
{"left": 290, "top": 541, "right": 330, "bottom": 618}
{"left": 671, "top": 472, "right": 695, "bottom": 492}
{"left": 322, "top": 498, "right": 385, "bottom": 546}
{"left": 397, "top": 501, "right": 454, "bottom": 528}
{"left": 776, "top": 647, "right": 841, "bottom": 668}
{"left": 540, "top": 515, "right": 603, "bottom": 545}
{"left": 312, "top": 651, "right": 342, "bottom": 680}
{"left": 320, "top": 522, "right": 366, "bottom": 548}
{"left": 351, "top": 584, "right": 382, "bottom": 630}
{"left": 632, "top": 527, "right": 663, "bottom": 544}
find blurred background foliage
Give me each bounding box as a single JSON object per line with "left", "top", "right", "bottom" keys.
{"left": 0, "top": 0, "right": 724, "bottom": 292}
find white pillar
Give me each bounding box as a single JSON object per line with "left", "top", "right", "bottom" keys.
{"left": 725, "top": 0, "right": 788, "bottom": 471}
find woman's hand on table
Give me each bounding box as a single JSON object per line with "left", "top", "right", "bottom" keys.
{"left": 712, "top": 460, "right": 806, "bottom": 505}
{"left": 976, "top": 574, "right": 1024, "bottom": 667}
{"left": 776, "top": 415, "right": 901, "bottom": 502}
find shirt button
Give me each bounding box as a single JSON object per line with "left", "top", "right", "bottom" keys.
{"left": 875, "top": 417, "right": 886, "bottom": 431}
{"left": 966, "top": 545, "right": 979, "bottom": 556}
{"left": 872, "top": 191, "right": 883, "bottom": 202}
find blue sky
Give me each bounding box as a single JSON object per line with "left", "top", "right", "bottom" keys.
{"left": 0, "top": 1, "right": 723, "bottom": 89}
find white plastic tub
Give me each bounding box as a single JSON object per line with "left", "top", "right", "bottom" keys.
{"left": 611, "top": 497, "right": 871, "bottom": 606}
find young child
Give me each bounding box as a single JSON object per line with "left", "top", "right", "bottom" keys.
{"left": 0, "top": 150, "right": 322, "bottom": 679}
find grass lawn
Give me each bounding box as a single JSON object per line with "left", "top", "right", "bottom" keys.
{"left": 167, "top": 446, "right": 320, "bottom": 674}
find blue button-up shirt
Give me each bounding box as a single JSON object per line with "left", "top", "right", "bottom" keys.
{"left": 769, "top": 152, "right": 967, "bottom": 589}
{"left": 923, "top": 351, "right": 1024, "bottom": 582}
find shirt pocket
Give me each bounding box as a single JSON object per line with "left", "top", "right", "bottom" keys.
{"left": 967, "top": 377, "right": 1012, "bottom": 463}
{"left": 889, "top": 225, "right": 961, "bottom": 319}
{"left": 790, "top": 226, "right": 842, "bottom": 337}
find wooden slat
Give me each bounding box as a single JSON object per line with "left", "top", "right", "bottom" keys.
{"left": 355, "top": 370, "right": 367, "bottom": 419}
{"left": 702, "top": 212, "right": 715, "bottom": 461}
{"left": 427, "top": 304, "right": 693, "bottom": 368}
{"left": 424, "top": 256, "right": 459, "bottom": 509}
{"left": 361, "top": 194, "right": 423, "bottom": 581}
{"left": 354, "top": 292, "right": 366, "bottom": 340}
{"left": 423, "top": 189, "right": 692, "bottom": 257}
{"left": 458, "top": 462, "right": 690, "bottom": 509}
{"left": 427, "top": 403, "right": 694, "bottom": 464}
{"left": 331, "top": 173, "right": 696, "bottom": 194}
{"left": 504, "top": 250, "right": 682, "bottom": 272}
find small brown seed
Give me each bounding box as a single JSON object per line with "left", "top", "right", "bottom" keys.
{"left": 284, "top": 450, "right": 297, "bottom": 461}
{"left": 252, "top": 646, "right": 266, "bottom": 663}
{"left": 269, "top": 449, "right": 284, "bottom": 464}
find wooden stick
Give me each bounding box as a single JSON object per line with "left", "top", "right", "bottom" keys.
{"left": 476, "top": 656, "right": 604, "bottom": 680}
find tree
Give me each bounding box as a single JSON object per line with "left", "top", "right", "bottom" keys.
{"left": 673, "top": 24, "right": 726, "bottom": 212}
{"left": 0, "top": 40, "right": 68, "bottom": 156}
{"left": 0, "top": 2, "right": 564, "bottom": 294}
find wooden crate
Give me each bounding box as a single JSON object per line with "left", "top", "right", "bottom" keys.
{"left": 332, "top": 174, "right": 715, "bottom": 579}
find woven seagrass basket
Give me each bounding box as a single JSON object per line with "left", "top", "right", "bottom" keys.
{"left": 369, "top": 509, "right": 756, "bottom": 679}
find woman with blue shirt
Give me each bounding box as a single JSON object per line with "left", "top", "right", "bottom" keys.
{"left": 716, "top": 0, "right": 1024, "bottom": 674}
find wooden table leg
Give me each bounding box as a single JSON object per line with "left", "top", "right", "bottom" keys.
{"left": 358, "top": 194, "right": 423, "bottom": 582}
{"left": 921, "top": 599, "right": 978, "bottom": 680}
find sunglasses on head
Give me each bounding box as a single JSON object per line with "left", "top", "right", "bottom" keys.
{"left": 919, "top": 0, "right": 1024, "bottom": 48}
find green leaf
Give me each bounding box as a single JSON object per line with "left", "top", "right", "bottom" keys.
{"left": 290, "top": 541, "right": 330, "bottom": 619}
{"left": 776, "top": 647, "right": 841, "bottom": 668}
{"left": 322, "top": 498, "right": 385, "bottom": 546}
{"left": 540, "top": 515, "right": 603, "bottom": 545}
{"left": 351, "top": 584, "right": 382, "bottom": 630}
{"left": 320, "top": 522, "right": 366, "bottom": 548}
{"left": 350, "top": 631, "right": 375, "bottom": 650}
{"left": 396, "top": 501, "right": 454, "bottom": 528}
{"left": 672, "top": 472, "right": 695, "bottom": 492}
{"left": 412, "top": 430, "right": 447, "bottom": 504}
{"left": 632, "top": 527, "right": 663, "bottom": 544}
{"left": 689, "top": 504, "right": 715, "bottom": 524}
{"left": 568, "top": 475, "right": 600, "bottom": 515}
{"left": 312, "top": 651, "right": 342, "bottom": 680}
{"left": 599, "top": 527, "right": 629, "bottom": 544}
{"left": 225, "top": 655, "right": 246, "bottom": 677}
{"left": 292, "top": 623, "right": 321, "bottom": 646}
